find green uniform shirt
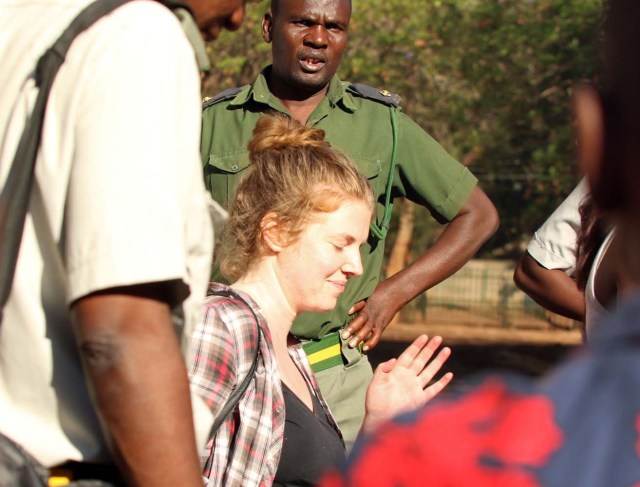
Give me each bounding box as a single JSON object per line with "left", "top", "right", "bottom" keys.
{"left": 201, "top": 67, "right": 477, "bottom": 340}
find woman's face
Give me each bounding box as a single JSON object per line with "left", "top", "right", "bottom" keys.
{"left": 275, "top": 198, "right": 371, "bottom": 314}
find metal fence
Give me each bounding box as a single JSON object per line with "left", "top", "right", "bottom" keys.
{"left": 397, "top": 259, "right": 580, "bottom": 332}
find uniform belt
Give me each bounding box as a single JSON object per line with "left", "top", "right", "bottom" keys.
{"left": 302, "top": 331, "right": 343, "bottom": 373}
{"left": 49, "top": 461, "right": 123, "bottom": 486}
{"left": 302, "top": 331, "right": 364, "bottom": 373}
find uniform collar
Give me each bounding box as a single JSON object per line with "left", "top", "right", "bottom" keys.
{"left": 230, "top": 66, "right": 357, "bottom": 114}
{"left": 325, "top": 75, "right": 357, "bottom": 112}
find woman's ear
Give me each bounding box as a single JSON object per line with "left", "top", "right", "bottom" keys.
{"left": 574, "top": 84, "right": 605, "bottom": 190}
{"left": 260, "top": 212, "right": 285, "bottom": 253}
{"left": 261, "top": 12, "right": 273, "bottom": 43}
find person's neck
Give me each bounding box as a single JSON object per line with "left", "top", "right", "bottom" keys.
{"left": 267, "top": 75, "right": 329, "bottom": 125}
{"left": 231, "top": 262, "right": 296, "bottom": 351}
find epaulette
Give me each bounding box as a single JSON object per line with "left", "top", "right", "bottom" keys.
{"left": 202, "top": 86, "right": 243, "bottom": 109}
{"left": 346, "top": 83, "right": 401, "bottom": 108}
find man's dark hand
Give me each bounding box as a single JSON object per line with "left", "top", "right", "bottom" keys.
{"left": 341, "top": 284, "right": 401, "bottom": 351}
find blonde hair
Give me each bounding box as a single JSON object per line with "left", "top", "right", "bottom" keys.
{"left": 219, "top": 113, "right": 374, "bottom": 280}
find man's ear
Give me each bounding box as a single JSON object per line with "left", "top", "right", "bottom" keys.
{"left": 261, "top": 212, "right": 285, "bottom": 252}
{"left": 574, "top": 84, "right": 605, "bottom": 190}
{"left": 261, "top": 12, "right": 273, "bottom": 43}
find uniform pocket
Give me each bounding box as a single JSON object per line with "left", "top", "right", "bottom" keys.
{"left": 205, "top": 152, "right": 251, "bottom": 209}
{"left": 352, "top": 157, "right": 382, "bottom": 182}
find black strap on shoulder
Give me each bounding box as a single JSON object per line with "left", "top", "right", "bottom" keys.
{"left": 206, "top": 288, "right": 262, "bottom": 437}
{"left": 202, "top": 86, "right": 244, "bottom": 110}
{"left": 347, "top": 82, "right": 401, "bottom": 108}
{"left": 0, "top": 0, "right": 134, "bottom": 322}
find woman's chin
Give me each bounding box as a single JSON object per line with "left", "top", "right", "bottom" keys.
{"left": 302, "top": 298, "right": 339, "bottom": 314}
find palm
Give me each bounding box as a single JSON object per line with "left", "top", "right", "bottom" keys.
{"left": 363, "top": 335, "right": 453, "bottom": 432}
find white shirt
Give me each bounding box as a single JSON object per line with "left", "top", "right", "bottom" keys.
{"left": 527, "top": 179, "right": 589, "bottom": 276}
{"left": 0, "top": 0, "right": 213, "bottom": 466}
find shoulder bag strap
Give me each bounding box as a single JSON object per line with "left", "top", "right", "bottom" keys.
{"left": 207, "top": 289, "right": 262, "bottom": 437}
{"left": 0, "top": 0, "right": 133, "bottom": 320}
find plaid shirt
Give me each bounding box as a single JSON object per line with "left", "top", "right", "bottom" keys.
{"left": 188, "top": 283, "right": 341, "bottom": 487}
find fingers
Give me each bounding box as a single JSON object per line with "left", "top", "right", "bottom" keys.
{"left": 394, "top": 334, "right": 432, "bottom": 370}
{"left": 394, "top": 335, "right": 453, "bottom": 391}
{"left": 362, "top": 326, "right": 382, "bottom": 351}
{"left": 375, "top": 357, "right": 397, "bottom": 374}
{"left": 418, "top": 345, "right": 452, "bottom": 386}
{"left": 423, "top": 371, "right": 454, "bottom": 402}
{"left": 342, "top": 312, "right": 374, "bottom": 349}
{"left": 347, "top": 300, "right": 366, "bottom": 316}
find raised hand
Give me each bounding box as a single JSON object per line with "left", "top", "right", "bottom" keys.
{"left": 361, "top": 334, "right": 453, "bottom": 435}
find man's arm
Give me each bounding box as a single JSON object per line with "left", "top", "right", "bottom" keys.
{"left": 343, "top": 186, "right": 499, "bottom": 350}
{"left": 71, "top": 284, "right": 203, "bottom": 487}
{"left": 513, "top": 252, "right": 585, "bottom": 321}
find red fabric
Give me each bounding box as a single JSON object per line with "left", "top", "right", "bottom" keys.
{"left": 323, "top": 378, "right": 563, "bottom": 487}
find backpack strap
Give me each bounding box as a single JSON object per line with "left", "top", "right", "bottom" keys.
{"left": 206, "top": 288, "right": 262, "bottom": 437}
{"left": 202, "top": 86, "right": 244, "bottom": 109}
{"left": 0, "top": 0, "right": 134, "bottom": 321}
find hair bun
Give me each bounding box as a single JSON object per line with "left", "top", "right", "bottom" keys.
{"left": 248, "top": 113, "right": 328, "bottom": 154}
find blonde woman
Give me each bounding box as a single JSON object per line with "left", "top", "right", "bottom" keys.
{"left": 188, "top": 113, "right": 453, "bottom": 487}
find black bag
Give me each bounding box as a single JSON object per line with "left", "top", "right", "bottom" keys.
{"left": 0, "top": 433, "right": 49, "bottom": 487}
{"left": 0, "top": 432, "right": 121, "bottom": 486}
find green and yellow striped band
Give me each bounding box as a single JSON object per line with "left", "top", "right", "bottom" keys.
{"left": 302, "top": 332, "right": 343, "bottom": 373}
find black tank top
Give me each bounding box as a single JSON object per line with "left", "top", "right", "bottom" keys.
{"left": 273, "top": 382, "right": 345, "bottom": 486}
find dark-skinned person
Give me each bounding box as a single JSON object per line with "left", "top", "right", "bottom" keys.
{"left": 319, "top": 1, "right": 640, "bottom": 485}
{"left": 514, "top": 179, "right": 590, "bottom": 322}
{"left": 0, "top": 1, "right": 245, "bottom": 485}
{"left": 200, "top": 0, "right": 499, "bottom": 449}
{"left": 514, "top": 180, "right": 616, "bottom": 339}
{"left": 188, "top": 113, "right": 453, "bottom": 487}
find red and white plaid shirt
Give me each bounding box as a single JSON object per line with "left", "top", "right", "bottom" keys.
{"left": 188, "top": 283, "right": 341, "bottom": 487}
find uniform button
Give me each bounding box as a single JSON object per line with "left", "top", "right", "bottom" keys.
{"left": 231, "top": 164, "right": 239, "bottom": 171}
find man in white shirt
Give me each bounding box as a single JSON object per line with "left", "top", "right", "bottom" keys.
{"left": 0, "top": 1, "right": 244, "bottom": 485}
{"left": 514, "top": 180, "right": 588, "bottom": 321}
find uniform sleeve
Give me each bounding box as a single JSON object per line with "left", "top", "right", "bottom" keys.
{"left": 394, "top": 112, "right": 477, "bottom": 221}
{"left": 64, "top": 2, "right": 211, "bottom": 303}
{"left": 526, "top": 178, "right": 588, "bottom": 275}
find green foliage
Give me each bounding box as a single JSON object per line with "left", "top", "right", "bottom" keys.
{"left": 203, "top": 0, "right": 604, "bottom": 257}
{"left": 203, "top": 1, "right": 270, "bottom": 94}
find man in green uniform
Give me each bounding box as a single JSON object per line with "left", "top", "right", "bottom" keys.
{"left": 201, "top": 0, "right": 499, "bottom": 448}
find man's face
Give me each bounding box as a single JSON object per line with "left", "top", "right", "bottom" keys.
{"left": 186, "top": 0, "right": 246, "bottom": 41}
{"left": 263, "top": 0, "right": 351, "bottom": 96}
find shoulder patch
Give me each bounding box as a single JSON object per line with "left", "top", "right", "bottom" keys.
{"left": 347, "top": 83, "right": 401, "bottom": 107}
{"left": 202, "top": 86, "right": 243, "bottom": 109}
